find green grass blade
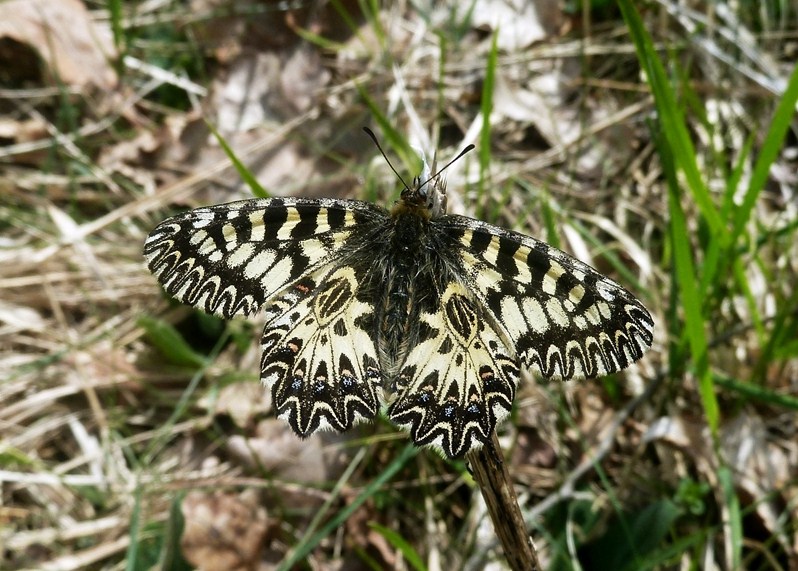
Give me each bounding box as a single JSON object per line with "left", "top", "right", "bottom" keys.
{"left": 107, "top": 0, "right": 125, "bottom": 54}
{"left": 619, "top": 0, "right": 720, "bottom": 430}
{"left": 731, "top": 255, "right": 765, "bottom": 343}
{"left": 355, "top": 0, "right": 386, "bottom": 47}
{"left": 292, "top": 26, "right": 347, "bottom": 51}
{"left": 657, "top": 124, "right": 719, "bottom": 431}
{"left": 369, "top": 522, "right": 428, "bottom": 571}
{"left": 730, "top": 62, "right": 798, "bottom": 242}
{"left": 718, "top": 466, "right": 742, "bottom": 570}
{"left": 278, "top": 444, "right": 419, "bottom": 569}
{"left": 207, "top": 121, "right": 269, "bottom": 198}
{"left": 159, "top": 496, "right": 190, "bottom": 570}
{"left": 618, "top": 0, "right": 727, "bottom": 266}
{"left": 358, "top": 86, "right": 418, "bottom": 175}
{"left": 713, "top": 374, "right": 798, "bottom": 409}
{"left": 138, "top": 315, "right": 209, "bottom": 369}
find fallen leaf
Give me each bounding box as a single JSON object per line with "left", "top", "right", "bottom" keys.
{"left": 212, "top": 381, "right": 271, "bottom": 429}
{"left": 0, "top": 0, "right": 117, "bottom": 89}
{"left": 181, "top": 489, "right": 271, "bottom": 571}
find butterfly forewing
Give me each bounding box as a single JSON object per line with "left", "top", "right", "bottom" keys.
{"left": 143, "top": 197, "right": 385, "bottom": 318}
{"left": 441, "top": 216, "right": 654, "bottom": 380}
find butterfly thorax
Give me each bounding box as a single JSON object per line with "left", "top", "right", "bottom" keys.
{"left": 375, "top": 203, "right": 441, "bottom": 380}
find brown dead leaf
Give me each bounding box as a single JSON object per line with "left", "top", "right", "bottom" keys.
{"left": 492, "top": 69, "right": 573, "bottom": 146}
{"left": 189, "top": 0, "right": 300, "bottom": 54}
{"left": 342, "top": 488, "right": 397, "bottom": 569}
{"left": 511, "top": 383, "right": 562, "bottom": 489}
{"left": 644, "top": 411, "right": 797, "bottom": 558}
{"left": 211, "top": 381, "right": 271, "bottom": 429}
{"left": 721, "top": 412, "right": 795, "bottom": 554}
{"left": 181, "top": 489, "right": 272, "bottom": 571}
{"left": 0, "top": 300, "right": 46, "bottom": 334}
{"left": 64, "top": 340, "right": 140, "bottom": 390}
{"left": 643, "top": 415, "right": 714, "bottom": 476}
{"left": 215, "top": 52, "right": 283, "bottom": 133}
{"left": 280, "top": 46, "right": 331, "bottom": 114}
{"left": 0, "top": 0, "right": 116, "bottom": 89}
{"left": 96, "top": 127, "right": 166, "bottom": 195}
{"left": 226, "top": 419, "right": 329, "bottom": 483}
{"left": 0, "top": 117, "right": 48, "bottom": 143}
{"left": 0, "top": 117, "right": 51, "bottom": 165}
{"left": 573, "top": 388, "right": 616, "bottom": 447}
{"left": 187, "top": 0, "right": 246, "bottom": 63}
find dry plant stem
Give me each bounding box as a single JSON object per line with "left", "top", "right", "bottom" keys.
{"left": 466, "top": 432, "right": 540, "bottom": 571}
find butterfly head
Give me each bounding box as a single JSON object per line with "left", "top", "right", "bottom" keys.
{"left": 397, "top": 173, "right": 447, "bottom": 219}
{"left": 403, "top": 141, "right": 474, "bottom": 218}
{"left": 361, "top": 126, "right": 474, "bottom": 220}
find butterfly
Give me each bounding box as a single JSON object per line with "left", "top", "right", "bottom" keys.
{"left": 143, "top": 133, "right": 653, "bottom": 457}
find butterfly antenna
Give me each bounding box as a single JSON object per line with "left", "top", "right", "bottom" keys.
{"left": 417, "top": 142, "right": 475, "bottom": 190}
{"left": 363, "top": 127, "right": 411, "bottom": 189}
{"left": 363, "top": 127, "right": 475, "bottom": 191}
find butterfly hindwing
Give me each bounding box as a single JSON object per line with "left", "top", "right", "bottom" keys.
{"left": 143, "top": 197, "right": 385, "bottom": 318}
{"left": 441, "top": 216, "right": 654, "bottom": 380}
{"left": 260, "top": 263, "right": 383, "bottom": 435}
{"left": 388, "top": 282, "right": 520, "bottom": 457}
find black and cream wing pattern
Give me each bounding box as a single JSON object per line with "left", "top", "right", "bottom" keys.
{"left": 144, "top": 174, "right": 653, "bottom": 457}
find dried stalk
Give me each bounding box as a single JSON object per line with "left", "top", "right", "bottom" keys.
{"left": 466, "top": 433, "right": 540, "bottom": 571}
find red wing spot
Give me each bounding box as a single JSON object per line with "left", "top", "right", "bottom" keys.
{"left": 480, "top": 367, "right": 495, "bottom": 381}
{"left": 287, "top": 341, "right": 300, "bottom": 354}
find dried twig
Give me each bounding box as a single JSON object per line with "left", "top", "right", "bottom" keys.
{"left": 466, "top": 433, "right": 540, "bottom": 571}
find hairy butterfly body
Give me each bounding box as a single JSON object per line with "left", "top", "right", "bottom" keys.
{"left": 144, "top": 158, "right": 653, "bottom": 457}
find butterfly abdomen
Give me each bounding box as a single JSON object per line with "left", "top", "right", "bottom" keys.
{"left": 374, "top": 210, "right": 437, "bottom": 378}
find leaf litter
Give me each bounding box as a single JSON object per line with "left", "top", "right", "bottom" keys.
{"left": 1, "top": 0, "right": 796, "bottom": 569}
